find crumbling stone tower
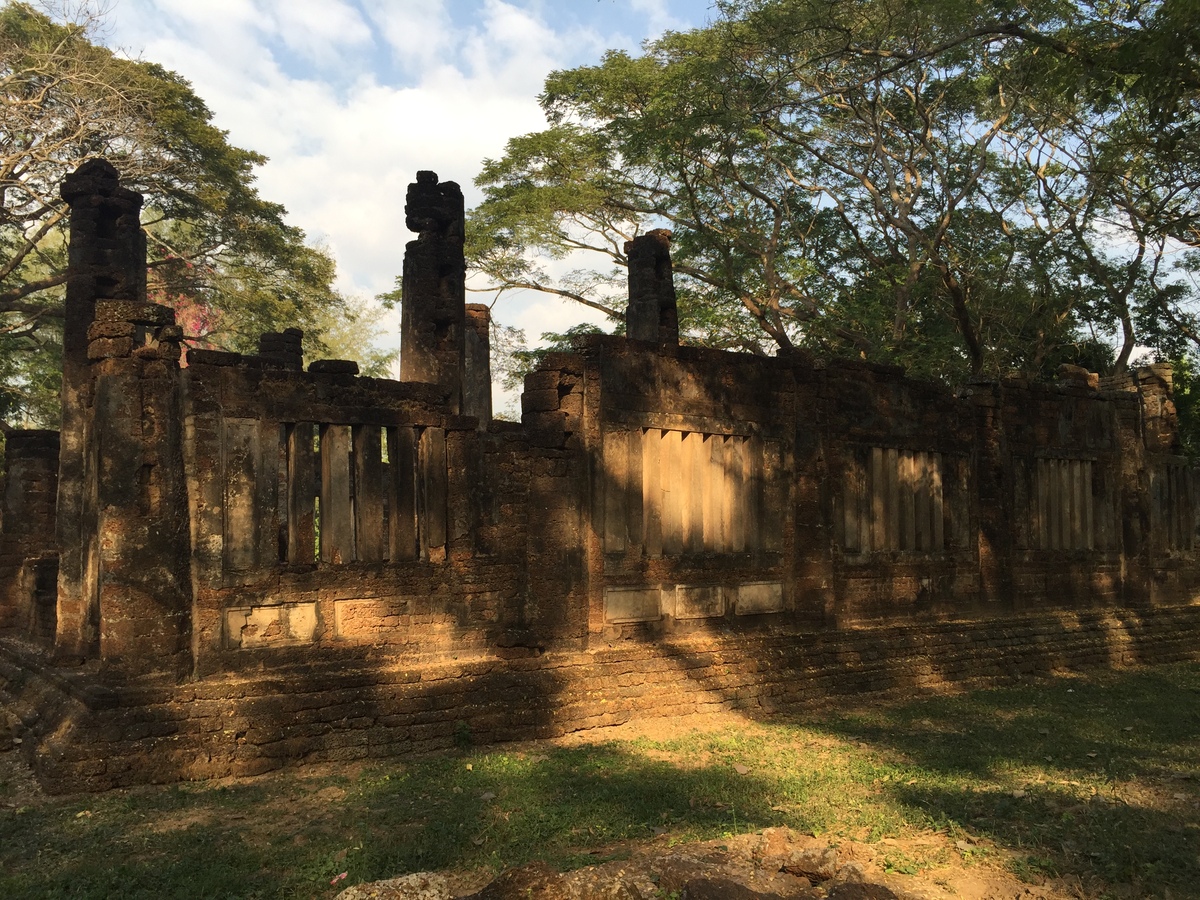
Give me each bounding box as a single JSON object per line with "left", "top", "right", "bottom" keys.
{"left": 625, "top": 229, "right": 679, "bottom": 344}
{"left": 53, "top": 160, "right": 191, "bottom": 673}
{"left": 55, "top": 160, "right": 146, "bottom": 658}
{"left": 398, "top": 170, "right": 491, "bottom": 425}
{"left": 400, "top": 172, "right": 468, "bottom": 412}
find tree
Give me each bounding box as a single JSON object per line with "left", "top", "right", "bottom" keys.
{"left": 467, "top": 0, "right": 1199, "bottom": 381}
{"left": 0, "top": 3, "right": 351, "bottom": 427}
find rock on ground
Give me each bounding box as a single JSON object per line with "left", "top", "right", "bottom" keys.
{"left": 335, "top": 872, "right": 452, "bottom": 900}
{"left": 341, "top": 826, "right": 1075, "bottom": 900}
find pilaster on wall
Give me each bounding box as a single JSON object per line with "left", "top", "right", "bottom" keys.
{"left": 1135, "top": 364, "right": 1177, "bottom": 454}
{"left": 518, "top": 351, "right": 591, "bottom": 649}
{"left": 964, "top": 380, "right": 1012, "bottom": 605}
{"left": 55, "top": 160, "right": 146, "bottom": 659}
{"left": 400, "top": 171, "right": 467, "bottom": 413}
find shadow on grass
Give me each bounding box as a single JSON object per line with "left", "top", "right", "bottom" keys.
{"left": 0, "top": 744, "right": 795, "bottom": 900}
{"left": 802, "top": 663, "right": 1200, "bottom": 894}
{"left": 5, "top": 665, "right": 1197, "bottom": 899}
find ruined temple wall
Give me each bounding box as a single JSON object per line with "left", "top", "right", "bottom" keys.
{"left": 179, "top": 349, "right": 573, "bottom": 677}
{"left": 989, "top": 377, "right": 1131, "bottom": 611}
{"left": 580, "top": 338, "right": 798, "bottom": 639}
{"left": 582, "top": 345, "right": 988, "bottom": 632}
{"left": 0, "top": 431, "right": 60, "bottom": 641}
{"left": 16, "top": 603, "right": 1200, "bottom": 792}
{"left": 820, "top": 361, "right": 979, "bottom": 623}
{"left": 55, "top": 312, "right": 1196, "bottom": 681}
{"left": 10, "top": 160, "right": 1200, "bottom": 793}
{"left": 577, "top": 338, "right": 1200, "bottom": 638}
{"left": 1095, "top": 363, "right": 1200, "bottom": 603}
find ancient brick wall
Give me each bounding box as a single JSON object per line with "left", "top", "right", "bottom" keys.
{"left": 582, "top": 337, "right": 1198, "bottom": 637}
{"left": 0, "top": 430, "right": 60, "bottom": 643}
{"left": 3, "top": 162, "right": 1200, "bottom": 792}
{"left": 180, "top": 346, "right": 545, "bottom": 677}
{"left": 6, "top": 604, "right": 1198, "bottom": 793}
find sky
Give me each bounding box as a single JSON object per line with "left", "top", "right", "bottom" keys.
{"left": 97, "top": 0, "right": 720, "bottom": 405}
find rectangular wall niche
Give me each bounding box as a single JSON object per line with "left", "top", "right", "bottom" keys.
{"left": 218, "top": 418, "right": 451, "bottom": 573}
{"left": 606, "top": 582, "right": 785, "bottom": 623}
{"left": 1032, "top": 458, "right": 1094, "bottom": 551}
{"left": 669, "top": 584, "right": 725, "bottom": 619}
{"left": 601, "top": 428, "right": 784, "bottom": 556}
{"left": 735, "top": 581, "right": 784, "bottom": 615}
{"left": 224, "top": 602, "right": 319, "bottom": 649}
{"left": 1150, "top": 462, "right": 1195, "bottom": 552}
{"left": 604, "top": 587, "right": 662, "bottom": 624}
{"left": 842, "top": 448, "right": 944, "bottom": 552}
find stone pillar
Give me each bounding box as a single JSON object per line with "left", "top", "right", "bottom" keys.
{"left": 964, "top": 380, "right": 1013, "bottom": 606}
{"left": 257, "top": 327, "right": 304, "bottom": 370}
{"left": 0, "top": 430, "right": 60, "bottom": 642}
{"left": 464, "top": 303, "right": 492, "bottom": 428}
{"left": 400, "top": 171, "right": 466, "bottom": 413}
{"left": 625, "top": 229, "right": 678, "bottom": 345}
{"left": 87, "top": 300, "right": 192, "bottom": 676}
{"left": 55, "top": 160, "right": 146, "bottom": 659}
{"left": 1136, "top": 363, "right": 1177, "bottom": 453}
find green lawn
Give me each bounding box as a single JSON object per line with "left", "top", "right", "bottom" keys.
{"left": 2, "top": 662, "right": 1197, "bottom": 899}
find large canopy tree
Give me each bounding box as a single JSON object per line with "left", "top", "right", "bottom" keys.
{"left": 0, "top": 3, "right": 350, "bottom": 428}
{"left": 467, "top": 0, "right": 1199, "bottom": 383}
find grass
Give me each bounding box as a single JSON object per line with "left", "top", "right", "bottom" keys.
{"left": 1, "top": 662, "right": 1197, "bottom": 899}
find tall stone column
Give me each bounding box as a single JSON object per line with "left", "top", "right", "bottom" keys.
{"left": 464, "top": 303, "right": 492, "bottom": 428}
{"left": 55, "top": 160, "right": 146, "bottom": 659}
{"left": 400, "top": 171, "right": 466, "bottom": 413}
{"left": 625, "top": 229, "right": 678, "bottom": 345}
{"left": 965, "top": 380, "right": 1013, "bottom": 606}
{"left": 87, "top": 301, "right": 191, "bottom": 677}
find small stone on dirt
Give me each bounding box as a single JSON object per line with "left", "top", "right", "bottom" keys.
{"left": 335, "top": 872, "right": 450, "bottom": 900}
{"left": 826, "top": 884, "right": 899, "bottom": 900}
{"left": 781, "top": 846, "right": 840, "bottom": 882}
{"left": 459, "top": 861, "right": 567, "bottom": 899}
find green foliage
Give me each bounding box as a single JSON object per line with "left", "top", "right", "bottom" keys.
{"left": 467, "top": 0, "right": 1200, "bottom": 382}
{"left": 495, "top": 322, "right": 609, "bottom": 394}
{"left": 0, "top": 3, "right": 361, "bottom": 427}
{"left": 307, "top": 294, "right": 398, "bottom": 378}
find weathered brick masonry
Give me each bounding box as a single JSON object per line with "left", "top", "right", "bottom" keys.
{"left": 1, "top": 161, "right": 1198, "bottom": 792}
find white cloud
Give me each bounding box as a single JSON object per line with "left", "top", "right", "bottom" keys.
{"left": 464, "top": 1, "right": 567, "bottom": 88}
{"left": 102, "top": 0, "right": 704, "bottom": 392}
{"left": 110, "top": 0, "right": 579, "bottom": 303}
{"left": 629, "top": 0, "right": 684, "bottom": 37}
{"left": 268, "top": 0, "right": 374, "bottom": 67}
{"left": 148, "top": 0, "right": 260, "bottom": 33}
{"left": 359, "top": 0, "right": 452, "bottom": 74}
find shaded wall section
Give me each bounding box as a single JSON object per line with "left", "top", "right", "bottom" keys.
{"left": 7, "top": 604, "right": 1199, "bottom": 793}
{"left": 0, "top": 431, "right": 59, "bottom": 643}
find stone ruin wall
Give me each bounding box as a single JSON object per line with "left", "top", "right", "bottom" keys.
{"left": 1, "top": 160, "right": 1199, "bottom": 791}
{"left": 0, "top": 430, "right": 59, "bottom": 642}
